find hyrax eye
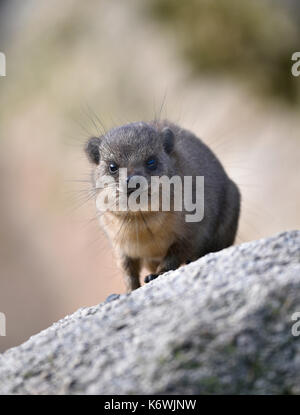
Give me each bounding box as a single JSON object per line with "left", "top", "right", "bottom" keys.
{"left": 109, "top": 162, "right": 119, "bottom": 173}
{"left": 146, "top": 157, "right": 157, "bottom": 170}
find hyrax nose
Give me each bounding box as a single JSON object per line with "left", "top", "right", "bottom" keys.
{"left": 126, "top": 175, "right": 141, "bottom": 195}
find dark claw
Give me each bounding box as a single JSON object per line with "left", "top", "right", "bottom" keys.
{"left": 144, "top": 274, "right": 159, "bottom": 283}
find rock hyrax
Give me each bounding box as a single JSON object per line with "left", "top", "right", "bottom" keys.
{"left": 85, "top": 120, "right": 240, "bottom": 291}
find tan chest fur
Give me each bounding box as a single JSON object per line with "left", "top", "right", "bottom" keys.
{"left": 100, "top": 211, "right": 181, "bottom": 259}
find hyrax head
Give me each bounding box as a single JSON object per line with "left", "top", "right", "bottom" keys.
{"left": 85, "top": 122, "right": 175, "bottom": 201}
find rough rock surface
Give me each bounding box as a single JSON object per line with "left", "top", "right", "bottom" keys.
{"left": 0, "top": 231, "right": 299, "bottom": 395}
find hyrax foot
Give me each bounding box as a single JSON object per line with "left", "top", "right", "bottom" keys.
{"left": 144, "top": 274, "right": 159, "bottom": 283}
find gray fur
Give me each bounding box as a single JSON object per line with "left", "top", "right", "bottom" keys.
{"left": 85, "top": 120, "right": 241, "bottom": 289}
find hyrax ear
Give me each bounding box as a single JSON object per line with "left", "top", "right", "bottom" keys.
{"left": 85, "top": 137, "right": 101, "bottom": 165}
{"left": 162, "top": 127, "right": 174, "bottom": 154}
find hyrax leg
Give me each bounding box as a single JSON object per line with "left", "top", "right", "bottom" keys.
{"left": 120, "top": 256, "right": 141, "bottom": 292}
{"left": 144, "top": 259, "right": 160, "bottom": 274}
{"left": 144, "top": 242, "right": 185, "bottom": 283}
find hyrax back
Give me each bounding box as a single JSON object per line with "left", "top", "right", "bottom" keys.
{"left": 85, "top": 120, "right": 240, "bottom": 292}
